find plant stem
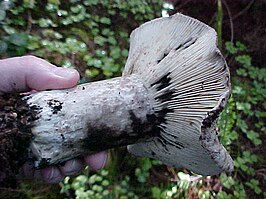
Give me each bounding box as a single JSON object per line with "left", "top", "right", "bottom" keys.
{"left": 216, "top": 0, "right": 223, "bottom": 49}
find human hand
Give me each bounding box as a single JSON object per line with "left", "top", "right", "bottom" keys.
{"left": 0, "top": 55, "right": 108, "bottom": 183}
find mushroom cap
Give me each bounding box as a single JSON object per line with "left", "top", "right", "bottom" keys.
{"left": 124, "top": 13, "right": 233, "bottom": 175}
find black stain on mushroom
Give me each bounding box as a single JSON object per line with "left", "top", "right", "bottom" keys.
{"left": 158, "top": 129, "right": 184, "bottom": 150}
{"left": 38, "top": 158, "right": 51, "bottom": 168}
{"left": 151, "top": 72, "right": 171, "bottom": 91}
{"left": 202, "top": 106, "right": 223, "bottom": 129}
{"left": 47, "top": 99, "right": 63, "bottom": 114}
{"left": 151, "top": 73, "right": 176, "bottom": 124}
{"left": 155, "top": 90, "right": 175, "bottom": 103}
{"left": 60, "top": 133, "right": 65, "bottom": 141}
{"left": 175, "top": 37, "right": 198, "bottom": 51}
{"left": 157, "top": 52, "right": 169, "bottom": 64}
{"left": 175, "top": 44, "right": 182, "bottom": 51}
{"left": 182, "top": 37, "right": 197, "bottom": 49}
{"left": 82, "top": 111, "right": 159, "bottom": 152}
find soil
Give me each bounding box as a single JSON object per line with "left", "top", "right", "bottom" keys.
{"left": 0, "top": 94, "right": 38, "bottom": 188}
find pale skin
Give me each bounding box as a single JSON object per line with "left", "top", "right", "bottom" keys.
{"left": 0, "top": 55, "right": 107, "bottom": 183}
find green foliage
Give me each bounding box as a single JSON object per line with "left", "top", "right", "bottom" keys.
{"left": 135, "top": 158, "right": 161, "bottom": 184}
{"left": 218, "top": 41, "right": 265, "bottom": 198}
{"left": 60, "top": 167, "right": 149, "bottom": 199}
{"left": 0, "top": 0, "right": 163, "bottom": 80}
{"left": 60, "top": 169, "right": 138, "bottom": 199}
{"left": 216, "top": 0, "right": 223, "bottom": 49}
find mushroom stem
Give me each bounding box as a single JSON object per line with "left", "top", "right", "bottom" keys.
{"left": 27, "top": 75, "right": 156, "bottom": 167}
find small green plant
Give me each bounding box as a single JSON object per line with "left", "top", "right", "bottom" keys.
{"left": 60, "top": 169, "right": 140, "bottom": 199}
{"left": 135, "top": 158, "right": 161, "bottom": 184}
{"left": 0, "top": 0, "right": 163, "bottom": 80}
{"left": 219, "top": 41, "right": 265, "bottom": 198}
{"left": 61, "top": 170, "right": 110, "bottom": 199}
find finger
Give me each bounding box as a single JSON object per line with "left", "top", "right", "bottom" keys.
{"left": 40, "top": 166, "right": 64, "bottom": 183}
{"left": 59, "top": 159, "right": 83, "bottom": 176}
{"left": 21, "top": 162, "right": 35, "bottom": 179}
{"left": 84, "top": 151, "right": 108, "bottom": 171}
{"left": 0, "top": 56, "right": 80, "bottom": 94}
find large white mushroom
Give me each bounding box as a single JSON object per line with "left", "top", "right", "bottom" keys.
{"left": 2, "top": 13, "right": 233, "bottom": 177}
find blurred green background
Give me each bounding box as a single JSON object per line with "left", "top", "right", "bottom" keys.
{"left": 0, "top": 0, "right": 265, "bottom": 198}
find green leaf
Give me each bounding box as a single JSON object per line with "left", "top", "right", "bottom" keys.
{"left": 94, "top": 35, "right": 106, "bottom": 46}
{"left": 86, "top": 68, "right": 100, "bottom": 78}
{"left": 246, "top": 130, "right": 262, "bottom": 145}
{"left": 225, "top": 42, "right": 238, "bottom": 54}
{"left": 236, "top": 41, "right": 247, "bottom": 51}
{"left": 245, "top": 179, "right": 262, "bottom": 194}
{"left": 235, "top": 55, "right": 252, "bottom": 68}
{"left": 48, "top": 0, "right": 61, "bottom": 5}
{"left": 151, "top": 187, "right": 162, "bottom": 199}
{"left": 0, "top": 40, "right": 8, "bottom": 53}
{"left": 9, "top": 33, "right": 28, "bottom": 46}
{"left": 100, "top": 17, "right": 111, "bottom": 24}
{"left": 23, "top": 0, "right": 36, "bottom": 9}
{"left": 0, "top": 9, "right": 6, "bottom": 21}
{"left": 220, "top": 173, "right": 235, "bottom": 189}
{"left": 38, "top": 18, "right": 56, "bottom": 28}
{"left": 236, "top": 68, "right": 247, "bottom": 77}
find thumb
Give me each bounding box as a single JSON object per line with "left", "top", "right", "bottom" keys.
{"left": 0, "top": 56, "right": 80, "bottom": 94}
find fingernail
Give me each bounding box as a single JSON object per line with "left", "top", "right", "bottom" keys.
{"left": 84, "top": 151, "right": 108, "bottom": 171}
{"left": 60, "top": 159, "right": 83, "bottom": 176}
{"left": 41, "top": 166, "right": 63, "bottom": 183}
{"left": 100, "top": 152, "right": 108, "bottom": 169}
{"left": 53, "top": 67, "right": 78, "bottom": 79}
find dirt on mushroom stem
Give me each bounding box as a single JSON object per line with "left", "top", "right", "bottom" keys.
{"left": 0, "top": 93, "right": 39, "bottom": 188}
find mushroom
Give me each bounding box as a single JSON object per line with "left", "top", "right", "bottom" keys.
{"left": 1, "top": 13, "right": 233, "bottom": 177}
